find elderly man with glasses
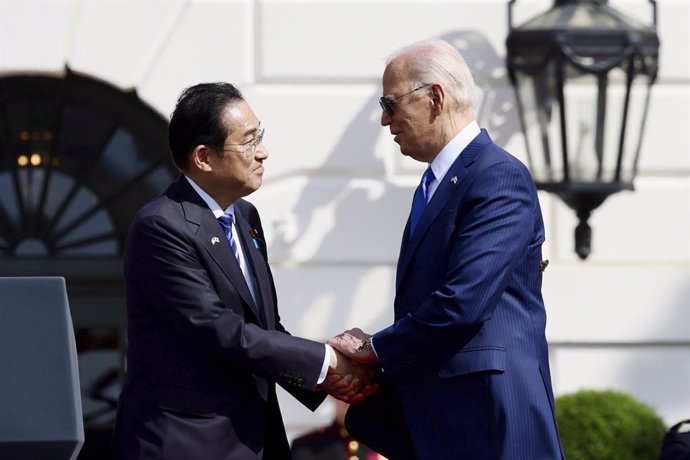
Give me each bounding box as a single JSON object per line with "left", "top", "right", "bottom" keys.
{"left": 111, "top": 82, "right": 377, "bottom": 460}
{"left": 330, "top": 40, "right": 565, "bottom": 459}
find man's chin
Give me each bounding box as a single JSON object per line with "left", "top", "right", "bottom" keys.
{"left": 240, "top": 181, "right": 262, "bottom": 197}
{"left": 398, "top": 148, "right": 427, "bottom": 163}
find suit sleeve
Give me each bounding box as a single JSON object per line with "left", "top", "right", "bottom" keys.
{"left": 240, "top": 202, "right": 329, "bottom": 408}
{"left": 125, "top": 210, "right": 326, "bottom": 391}
{"left": 373, "top": 160, "right": 539, "bottom": 379}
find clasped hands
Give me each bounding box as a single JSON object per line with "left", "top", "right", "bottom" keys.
{"left": 318, "top": 328, "right": 379, "bottom": 403}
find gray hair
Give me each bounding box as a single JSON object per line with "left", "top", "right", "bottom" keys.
{"left": 387, "top": 40, "right": 477, "bottom": 113}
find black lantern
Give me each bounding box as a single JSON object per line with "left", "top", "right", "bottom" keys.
{"left": 506, "top": 0, "right": 660, "bottom": 259}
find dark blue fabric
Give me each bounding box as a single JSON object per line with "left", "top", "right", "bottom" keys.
{"left": 111, "top": 177, "right": 327, "bottom": 460}
{"left": 409, "top": 166, "right": 434, "bottom": 236}
{"left": 372, "top": 130, "right": 564, "bottom": 459}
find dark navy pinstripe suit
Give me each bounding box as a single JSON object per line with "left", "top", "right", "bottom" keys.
{"left": 372, "top": 130, "right": 564, "bottom": 459}
{"left": 111, "top": 177, "right": 326, "bottom": 460}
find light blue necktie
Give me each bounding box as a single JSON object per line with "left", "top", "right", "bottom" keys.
{"left": 410, "top": 166, "right": 434, "bottom": 236}
{"left": 217, "top": 213, "right": 241, "bottom": 263}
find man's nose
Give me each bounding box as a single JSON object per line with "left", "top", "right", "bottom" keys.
{"left": 255, "top": 144, "right": 268, "bottom": 160}
{"left": 381, "top": 110, "right": 392, "bottom": 127}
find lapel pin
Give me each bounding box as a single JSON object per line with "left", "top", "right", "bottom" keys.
{"left": 211, "top": 236, "right": 220, "bottom": 245}
{"left": 250, "top": 228, "right": 261, "bottom": 250}
{"left": 450, "top": 176, "right": 458, "bottom": 184}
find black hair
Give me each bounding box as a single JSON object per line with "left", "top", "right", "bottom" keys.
{"left": 168, "top": 82, "right": 244, "bottom": 170}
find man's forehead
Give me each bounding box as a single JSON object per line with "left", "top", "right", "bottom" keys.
{"left": 223, "top": 100, "right": 254, "bottom": 119}
{"left": 382, "top": 58, "right": 411, "bottom": 89}
{"left": 382, "top": 77, "right": 411, "bottom": 98}
{"left": 223, "top": 101, "right": 260, "bottom": 135}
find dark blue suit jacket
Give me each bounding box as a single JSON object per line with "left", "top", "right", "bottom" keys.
{"left": 371, "top": 130, "right": 563, "bottom": 459}
{"left": 112, "top": 177, "right": 326, "bottom": 460}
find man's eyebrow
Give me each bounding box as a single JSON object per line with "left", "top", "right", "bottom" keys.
{"left": 242, "top": 122, "right": 261, "bottom": 137}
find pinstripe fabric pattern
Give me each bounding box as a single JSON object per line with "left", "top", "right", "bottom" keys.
{"left": 112, "top": 177, "right": 327, "bottom": 460}
{"left": 373, "top": 130, "right": 564, "bottom": 459}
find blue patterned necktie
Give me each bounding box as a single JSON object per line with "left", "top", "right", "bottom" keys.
{"left": 218, "top": 213, "right": 241, "bottom": 263}
{"left": 410, "top": 166, "right": 435, "bottom": 235}
{"left": 218, "top": 212, "right": 259, "bottom": 304}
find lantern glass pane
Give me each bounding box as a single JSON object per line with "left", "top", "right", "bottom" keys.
{"left": 514, "top": 59, "right": 652, "bottom": 186}
{"left": 563, "top": 70, "right": 604, "bottom": 182}
{"left": 515, "top": 69, "right": 564, "bottom": 183}
{"left": 620, "top": 74, "right": 653, "bottom": 182}
{"left": 562, "top": 63, "right": 651, "bottom": 184}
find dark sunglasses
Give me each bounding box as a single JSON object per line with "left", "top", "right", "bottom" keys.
{"left": 379, "top": 84, "right": 430, "bottom": 116}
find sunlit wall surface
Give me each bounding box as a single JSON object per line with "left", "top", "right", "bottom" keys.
{"left": 0, "top": 0, "right": 688, "bottom": 442}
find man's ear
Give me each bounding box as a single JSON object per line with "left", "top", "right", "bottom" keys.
{"left": 191, "top": 145, "right": 213, "bottom": 172}
{"left": 430, "top": 83, "right": 445, "bottom": 114}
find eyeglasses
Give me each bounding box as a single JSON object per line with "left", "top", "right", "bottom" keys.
{"left": 379, "top": 84, "right": 430, "bottom": 116}
{"left": 224, "top": 128, "right": 265, "bottom": 156}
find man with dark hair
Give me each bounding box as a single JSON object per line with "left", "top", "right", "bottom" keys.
{"left": 111, "top": 82, "right": 374, "bottom": 460}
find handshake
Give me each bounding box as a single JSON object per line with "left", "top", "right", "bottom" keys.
{"left": 319, "top": 328, "right": 380, "bottom": 404}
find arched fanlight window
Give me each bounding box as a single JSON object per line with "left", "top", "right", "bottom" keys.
{"left": 0, "top": 72, "right": 176, "bottom": 258}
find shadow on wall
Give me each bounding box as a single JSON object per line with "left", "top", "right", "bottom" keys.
{"left": 268, "top": 30, "right": 522, "bottom": 337}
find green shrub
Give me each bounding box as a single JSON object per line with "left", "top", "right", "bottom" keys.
{"left": 556, "top": 389, "right": 667, "bottom": 460}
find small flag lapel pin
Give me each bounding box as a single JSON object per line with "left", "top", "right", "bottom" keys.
{"left": 250, "top": 228, "right": 261, "bottom": 250}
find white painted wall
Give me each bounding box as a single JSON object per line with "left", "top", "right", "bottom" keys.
{"left": 1, "top": 0, "right": 688, "bottom": 440}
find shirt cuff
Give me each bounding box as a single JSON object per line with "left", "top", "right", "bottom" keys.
{"left": 317, "top": 344, "right": 333, "bottom": 385}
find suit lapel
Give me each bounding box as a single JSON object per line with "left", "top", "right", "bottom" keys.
{"left": 174, "top": 179, "right": 264, "bottom": 326}
{"left": 395, "top": 130, "right": 492, "bottom": 290}
{"left": 234, "top": 206, "right": 276, "bottom": 329}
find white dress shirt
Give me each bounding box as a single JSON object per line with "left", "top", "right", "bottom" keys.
{"left": 426, "top": 120, "right": 481, "bottom": 201}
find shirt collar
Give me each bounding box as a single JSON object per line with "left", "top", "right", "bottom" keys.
{"left": 429, "top": 120, "right": 480, "bottom": 182}
{"left": 185, "top": 176, "right": 234, "bottom": 219}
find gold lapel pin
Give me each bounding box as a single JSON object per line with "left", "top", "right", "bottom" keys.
{"left": 211, "top": 237, "right": 220, "bottom": 245}
{"left": 450, "top": 176, "right": 458, "bottom": 184}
